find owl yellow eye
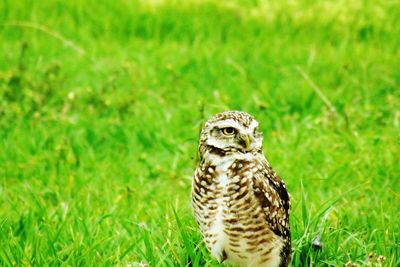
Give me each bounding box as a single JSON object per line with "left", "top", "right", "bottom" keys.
{"left": 221, "top": 127, "right": 236, "bottom": 135}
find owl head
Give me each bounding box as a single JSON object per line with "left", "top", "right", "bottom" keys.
{"left": 199, "top": 111, "right": 263, "bottom": 159}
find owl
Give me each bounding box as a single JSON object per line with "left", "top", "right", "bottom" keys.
{"left": 191, "top": 111, "right": 291, "bottom": 267}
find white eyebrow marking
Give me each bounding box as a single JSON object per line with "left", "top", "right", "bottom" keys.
{"left": 214, "top": 119, "right": 242, "bottom": 129}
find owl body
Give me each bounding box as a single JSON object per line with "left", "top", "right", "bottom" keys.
{"left": 192, "top": 111, "right": 291, "bottom": 267}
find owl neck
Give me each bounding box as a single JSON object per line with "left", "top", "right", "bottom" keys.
{"left": 199, "top": 144, "right": 263, "bottom": 162}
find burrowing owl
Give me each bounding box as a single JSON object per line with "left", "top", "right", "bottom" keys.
{"left": 192, "top": 111, "right": 291, "bottom": 267}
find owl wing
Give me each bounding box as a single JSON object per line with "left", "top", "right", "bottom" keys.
{"left": 191, "top": 162, "right": 219, "bottom": 233}
{"left": 252, "top": 160, "right": 291, "bottom": 240}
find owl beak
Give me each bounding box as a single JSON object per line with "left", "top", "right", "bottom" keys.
{"left": 239, "top": 134, "right": 251, "bottom": 150}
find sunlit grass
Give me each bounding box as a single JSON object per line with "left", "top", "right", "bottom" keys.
{"left": 0, "top": 0, "right": 399, "bottom": 266}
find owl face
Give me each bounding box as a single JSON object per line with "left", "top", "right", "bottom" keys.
{"left": 200, "top": 111, "right": 263, "bottom": 154}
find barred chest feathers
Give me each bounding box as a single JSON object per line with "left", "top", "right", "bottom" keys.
{"left": 192, "top": 155, "right": 285, "bottom": 267}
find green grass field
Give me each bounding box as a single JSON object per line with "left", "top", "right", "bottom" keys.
{"left": 1, "top": 0, "right": 399, "bottom": 266}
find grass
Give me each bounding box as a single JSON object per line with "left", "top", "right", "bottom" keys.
{"left": 0, "top": 0, "right": 399, "bottom": 266}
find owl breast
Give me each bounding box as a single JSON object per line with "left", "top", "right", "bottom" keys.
{"left": 192, "top": 157, "right": 285, "bottom": 267}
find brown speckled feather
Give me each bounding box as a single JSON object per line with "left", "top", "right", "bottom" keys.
{"left": 252, "top": 160, "right": 291, "bottom": 266}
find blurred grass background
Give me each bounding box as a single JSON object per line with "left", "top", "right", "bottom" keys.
{"left": 0, "top": 0, "right": 399, "bottom": 266}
